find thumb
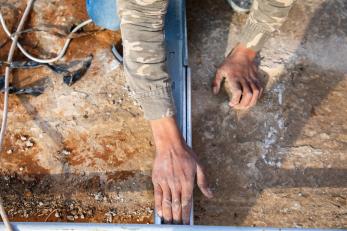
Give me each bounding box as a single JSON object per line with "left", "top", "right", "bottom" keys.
{"left": 196, "top": 163, "right": 213, "bottom": 199}
{"left": 212, "top": 70, "right": 224, "bottom": 95}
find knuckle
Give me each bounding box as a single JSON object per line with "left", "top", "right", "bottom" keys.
{"left": 218, "top": 66, "right": 226, "bottom": 74}
{"left": 172, "top": 199, "right": 181, "bottom": 210}
{"left": 159, "top": 178, "right": 168, "bottom": 184}
{"left": 182, "top": 197, "right": 192, "bottom": 207}
{"left": 163, "top": 203, "right": 171, "bottom": 209}
{"left": 171, "top": 184, "right": 181, "bottom": 193}
{"left": 181, "top": 176, "right": 194, "bottom": 187}
{"left": 174, "top": 181, "right": 182, "bottom": 190}
{"left": 162, "top": 198, "right": 172, "bottom": 208}
{"left": 229, "top": 75, "right": 238, "bottom": 81}
{"left": 153, "top": 176, "right": 165, "bottom": 185}
{"left": 154, "top": 186, "right": 161, "bottom": 193}
{"left": 216, "top": 69, "right": 225, "bottom": 78}
{"left": 168, "top": 179, "right": 181, "bottom": 189}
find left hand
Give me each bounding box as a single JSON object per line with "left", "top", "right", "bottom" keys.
{"left": 150, "top": 117, "right": 213, "bottom": 224}
{"left": 212, "top": 43, "right": 263, "bottom": 110}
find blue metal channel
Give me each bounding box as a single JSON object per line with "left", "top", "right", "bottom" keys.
{"left": 165, "top": 0, "right": 189, "bottom": 140}
{"left": 0, "top": 223, "right": 344, "bottom": 231}
{"left": 154, "top": 0, "right": 192, "bottom": 225}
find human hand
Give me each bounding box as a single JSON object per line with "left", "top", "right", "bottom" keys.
{"left": 212, "top": 43, "right": 263, "bottom": 109}
{"left": 150, "top": 117, "right": 213, "bottom": 224}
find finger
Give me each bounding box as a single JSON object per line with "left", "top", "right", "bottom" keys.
{"left": 259, "top": 86, "right": 264, "bottom": 99}
{"left": 197, "top": 163, "right": 213, "bottom": 199}
{"left": 248, "top": 81, "right": 260, "bottom": 108}
{"left": 251, "top": 64, "right": 258, "bottom": 75}
{"left": 153, "top": 183, "right": 163, "bottom": 218}
{"left": 227, "top": 80, "right": 242, "bottom": 107}
{"left": 170, "top": 185, "right": 182, "bottom": 224}
{"left": 249, "top": 71, "right": 263, "bottom": 99}
{"left": 161, "top": 182, "right": 173, "bottom": 224}
{"left": 253, "top": 79, "right": 263, "bottom": 99}
{"left": 181, "top": 182, "right": 194, "bottom": 225}
{"left": 236, "top": 79, "right": 252, "bottom": 109}
{"left": 212, "top": 70, "right": 224, "bottom": 95}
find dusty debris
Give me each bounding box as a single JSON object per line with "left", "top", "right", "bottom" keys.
{"left": 0, "top": 0, "right": 152, "bottom": 225}
{"left": 189, "top": 0, "right": 347, "bottom": 228}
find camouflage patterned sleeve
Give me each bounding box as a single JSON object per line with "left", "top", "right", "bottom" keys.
{"left": 237, "top": 0, "right": 295, "bottom": 52}
{"left": 117, "top": 0, "right": 175, "bottom": 120}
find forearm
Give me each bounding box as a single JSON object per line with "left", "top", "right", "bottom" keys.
{"left": 118, "top": 0, "right": 175, "bottom": 120}
{"left": 237, "top": 0, "right": 295, "bottom": 52}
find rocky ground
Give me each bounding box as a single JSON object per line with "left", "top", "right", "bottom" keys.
{"left": 0, "top": 0, "right": 346, "bottom": 228}
{"left": 188, "top": 0, "right": 347, "bottom": 228}
{"left": 0, "top": 0, "right": 154, "bottom": 224}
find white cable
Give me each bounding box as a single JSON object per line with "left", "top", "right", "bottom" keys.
{"left": 0, "top": 1, "right": 92, "bottom": 231}
{"left": 0, "top": 12, "right": 92, "bottom": 64}
{"left": 0, "top": 0, "right": 35, "bottom": 228}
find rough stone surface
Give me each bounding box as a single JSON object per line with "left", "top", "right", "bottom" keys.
{"left": 188, "top": 0, "right": 347, "bottom": 228}
{"left": 0, "top": 0, "right": 154, "bottom": 223}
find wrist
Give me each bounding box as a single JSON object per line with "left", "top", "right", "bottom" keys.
{"left": 150, "top": 117, "right": 184, "bottom": 152}
{"left": 232, "top": 43, "right": 257, "bottom": 60}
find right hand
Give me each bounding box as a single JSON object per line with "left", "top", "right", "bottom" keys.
{"left": 212, "top": 43, "right": 263, "bottom": 109}
{"left": 150, "top": 117, "right": 213, "bottom": 224}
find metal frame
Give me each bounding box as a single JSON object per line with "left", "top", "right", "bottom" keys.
{"left": 155, "top": 0, "right": 193, "bottom": 224}
{"left": 0, "top": 223, "right": 343, "bottom": 231}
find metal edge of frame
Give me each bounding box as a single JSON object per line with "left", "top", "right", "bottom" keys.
{"left": 0, "top": 223, "right": 344, "bottom": 231}
{"left": 154, "top": 0, "right": 192, "bottom": 225}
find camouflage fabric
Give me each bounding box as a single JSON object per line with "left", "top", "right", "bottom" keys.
{"left": 118, "top": 0, "right": 175, "bottom": 120}
{"left": 238, "top": 0, "right": 295, "bottom": 51}
{"left": 118, "top": 0, "right": 295, "bottom": 120}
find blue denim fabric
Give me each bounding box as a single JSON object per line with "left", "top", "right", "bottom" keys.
{"left": 86, "top": 0, "right": 120, "bottom": 31}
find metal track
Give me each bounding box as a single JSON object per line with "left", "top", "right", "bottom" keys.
{"left": 0, "top": 223, "right": 344, "bottom": 231}
{"left": 154, "top": 0, "right": 193, "bottom": 224}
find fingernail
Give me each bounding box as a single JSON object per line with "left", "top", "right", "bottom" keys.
{"left": 157, "top": 210, "right": 162, "bottom": 217}
{"left": 173, "top": 220, "right": 181, "bottom": 225}
{"left": 164, "top": 219, "right": 173, "bottom": 224}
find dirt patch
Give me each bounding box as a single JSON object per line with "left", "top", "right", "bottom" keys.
{"left": 188, "top": 0, "right": 347, "bottom": 228}
{"left": 0, "top": 0, "right": 154, "bottom": 224}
